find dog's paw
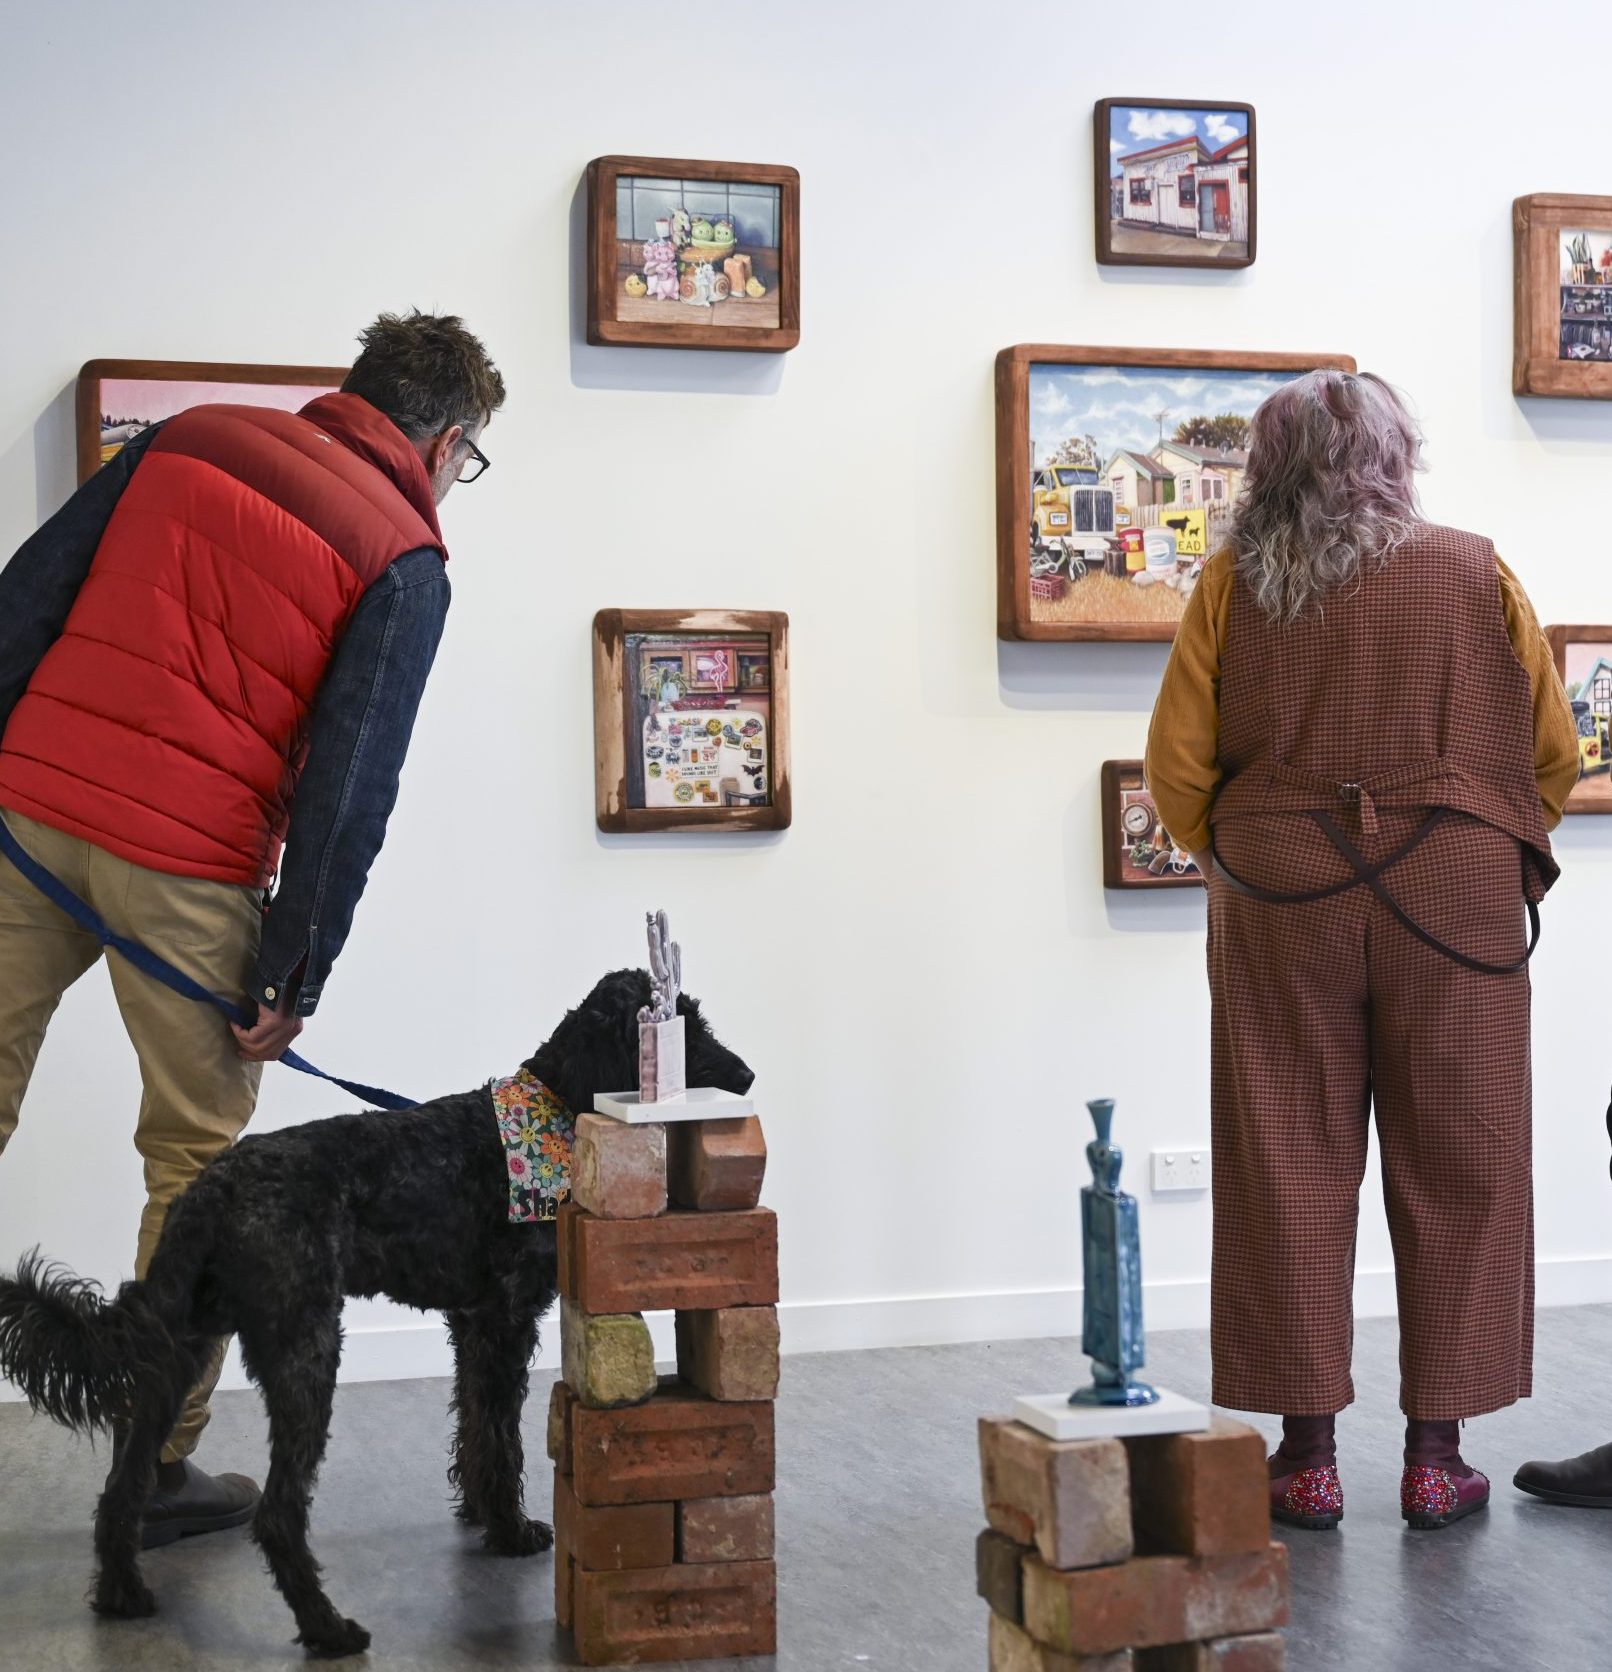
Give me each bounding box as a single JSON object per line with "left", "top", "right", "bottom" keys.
{"left": 299, "top": 1616, "right": 371, "bottom": 1658}
{"left": 483, "top": 1516, "right": 553, "bottom": 1557}
{"left": 91, "top": 1571, "right": 158, "bottom": 1619}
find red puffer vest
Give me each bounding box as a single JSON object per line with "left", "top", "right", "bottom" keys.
{"left": 0, "top": 394, "right": 445, "bottom": 885}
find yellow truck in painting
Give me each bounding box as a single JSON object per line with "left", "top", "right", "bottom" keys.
{"left": 1030, "top": 463, "right": 1117, "bottom": 578}
{"left": 1574, "top": 701, "right": 1611, "bottom": 778}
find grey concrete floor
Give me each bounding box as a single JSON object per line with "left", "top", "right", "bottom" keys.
{"left": 2, "top": 1308, "right": 1611, "bottom": 1670}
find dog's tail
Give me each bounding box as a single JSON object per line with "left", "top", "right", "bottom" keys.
{"left": 0, "top": 1251, "right": 183, "bottom": 1435}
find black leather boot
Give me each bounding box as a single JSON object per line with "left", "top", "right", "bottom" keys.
{"left": 140, "top": 1459, "right": 260, "bottom": 1549}
{"left": 108, "top": 1428, "right": 261, "bottom": 1550}
{"left": 1513, "top": 1441, "right": 1612, "bottom": 1508}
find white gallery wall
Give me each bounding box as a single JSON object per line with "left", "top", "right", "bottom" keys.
{"left": 3, "top": 0, "right": 1612, "bottom": 1396}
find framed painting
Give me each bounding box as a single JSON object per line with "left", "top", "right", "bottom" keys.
{"left": 594, "top": 609, "right": 791, "bottom": 833}
{"left": 586, "top": 156, "right": 800, "bottom": 353}
{"left": 995, "top": 345, "right": 1357, "bottom": 642}
{"left": 1548, "top": 626, "right": 1612, "bottom": 812}
{"left": 1101, "top": 761, "right": 1204, "bottom": 889}
{"left": 76, "top": 358, "right": 346, "bottom": 484}
{"left": 1095, "top": 100, "right": 1256, "bottom": 269}
{"left": 1514, "top": 195, "right": 1612, "bottom": 399}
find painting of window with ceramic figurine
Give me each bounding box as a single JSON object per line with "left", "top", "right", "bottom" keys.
{"left": 1101, "top": 761, "right": 1203, "bottom": 889}
{"left": 1095, "top": 100, "right": 1255, "bottom": 268}
{"left": 593, "top": 610, "right": 791, "bottom": 833}
{"left": 587, "top": 157, "right": 800, "bottom": 352}
{"left": 996, "top": 347, "right": 1355, "bottom": 642}
{"left": 1548, "top": 626, "right": 1612, "bottom": 812}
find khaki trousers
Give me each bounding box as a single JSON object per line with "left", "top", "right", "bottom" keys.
{"left": 0, "top": 811, "right": 263, "bottom": 1461}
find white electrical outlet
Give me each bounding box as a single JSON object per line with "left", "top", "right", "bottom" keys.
{"left": 1151, "top": 1148, "right": 1211, "bottom": 1194}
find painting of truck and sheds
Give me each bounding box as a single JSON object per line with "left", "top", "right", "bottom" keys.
{"left": 994, "top": 347, "right": 1356, "bottom": 642}
{"left": 1095, "top": 100, "right": 1256, "bottom": 268}
{"left": 1548, "top": 627, "right": 1612, "bottom": 812}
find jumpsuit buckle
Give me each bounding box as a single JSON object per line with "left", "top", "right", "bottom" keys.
{"left": 1338, "top": 781, "right": 1361, "bottom": 802}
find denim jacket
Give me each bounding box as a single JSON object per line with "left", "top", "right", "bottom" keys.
{"left": 0, "top": 423, "right": 449, "bottom": 1017}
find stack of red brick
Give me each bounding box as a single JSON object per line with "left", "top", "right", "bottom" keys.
{"left": 977, "top": 1414, "right": 1290, "bottom": 1671}
{"left": 547, "top": 1110, "right": 779, "bottom": 1665}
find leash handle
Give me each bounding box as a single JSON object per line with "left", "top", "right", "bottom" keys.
{"left": 0, "top": 816, "right": 415, "bottom": 1111}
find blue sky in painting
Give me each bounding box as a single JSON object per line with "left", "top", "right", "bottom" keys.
{"left": 1029, "top": 363, "right": 1295, "bottom": 469}
{"left": 1109, "top": 106, "right": 1248, "bottom": 176}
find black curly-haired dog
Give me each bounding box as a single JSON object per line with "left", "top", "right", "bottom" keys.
{"left": 0, "top": 968, "right": 752, "bottom": 1657}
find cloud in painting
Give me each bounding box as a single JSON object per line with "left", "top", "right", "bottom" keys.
{"left": 1028, "top": 363, "right": 1297, "bottom": 465}
{"left": 1203, "top": 112, "right": 1244, "bottom": 148}
{"left": 1110, "top": 138, "right": 1125, "bottom": 153}
{"left": 1127, "top": 109, "right": 1196, "bottom": 143}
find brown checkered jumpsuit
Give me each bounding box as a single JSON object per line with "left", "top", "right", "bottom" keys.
{"left": 1207, "top": 526, "right": 1556, "bottom": 1421}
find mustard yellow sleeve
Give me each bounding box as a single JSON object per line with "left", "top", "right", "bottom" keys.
{"left": 1144, "top": 552, "right": 1234, "bottom": 854}
{"left": 1496, "top": 556, "right": 1579, "bottom": 829}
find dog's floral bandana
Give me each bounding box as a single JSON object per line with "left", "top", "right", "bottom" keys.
{"left": 490, "top": 1069, "right": 574, "bottom": 1223}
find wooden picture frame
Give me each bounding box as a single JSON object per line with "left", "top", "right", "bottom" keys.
{"left": 76, "top": 358, "right": 347, "bottom": 484}
{"left": 996, "top": 345, "right": 1356, "bottom": 642}
{"left": 593, "top": 609, "right": 791, "bottom": 833}
{"left": 1547, "top": 625, "right": 1612, "bottom": 813}
{"left": 586, "top": 156, "right": 801, "bottom": 353}
{"left": 1101, "top": 761, "right": 1204, "bottom": 889}
{"left": 1513, "top": 195, "right": 1612, "bottom": 399}
{"left": 1095, "top": 100, "right": 1256, "bottom": 270}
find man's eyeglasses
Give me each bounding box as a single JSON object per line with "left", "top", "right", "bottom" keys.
{"left": 459, "top": 436, "right": 491, "bottom": 484}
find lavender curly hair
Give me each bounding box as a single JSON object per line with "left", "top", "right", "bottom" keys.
{"left": 1230, "top": 370, "right": 1423, "bottom": 625}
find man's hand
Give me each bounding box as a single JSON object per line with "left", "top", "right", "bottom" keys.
{"left": 231, "top": 1000, "right": 304, "bottom": 1063}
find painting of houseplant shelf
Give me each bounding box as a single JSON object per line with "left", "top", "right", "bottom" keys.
{"left": 1096, "top": 100, "right": 1255, "bottom": 269}
{"left": 587, "top": 156, "right": 800, "bottom": 352}
{"left": 1514, "top": 195, "right": 1612, "bottom": 399}
{"left": 994, "top": 347, "right": 1356, "bottom": 642}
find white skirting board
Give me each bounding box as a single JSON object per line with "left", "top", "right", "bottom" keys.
{"left": 226, "top": 1252, "right": 1612, "bottom": 1393}
{"left": 5, "top": 1255, "right": 1611, "bottom": 1398}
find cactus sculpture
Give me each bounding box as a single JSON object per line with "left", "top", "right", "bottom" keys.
{"left": 643, "top": 909, "right": 682, "bottom": 1025}
{"left": 638, "top": 910, "right": 687, "bottom": 1103}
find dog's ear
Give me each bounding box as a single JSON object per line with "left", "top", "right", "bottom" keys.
{"left": 531, "top": 1002, "right": 639, "bottom": 1118}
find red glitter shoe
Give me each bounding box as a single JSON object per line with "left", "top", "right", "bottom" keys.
{"left": 1269, "top": 1459, "right": 1343, "bottom": 1530}
{"left": 1401, "top": 1463, "right": 1490, "bottom": 1530}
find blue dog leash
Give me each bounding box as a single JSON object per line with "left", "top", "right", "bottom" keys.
{"left": 0, "top": 816, "right": 416, "bottom": 1111}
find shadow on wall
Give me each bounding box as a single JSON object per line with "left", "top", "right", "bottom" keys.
{"left": 997, "top": 640, "right": 1171, "bottom": 714}
{"left": 35, "top": 381, "right": 76, "bottom": 524}
{"left": 567, "top": 175, "right": 786, "bottom": 398}
{"left": 1515, "top": 396, "right": 1612, "bottom": 444}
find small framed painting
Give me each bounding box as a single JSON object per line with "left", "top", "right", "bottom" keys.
{"left": 586, "top": 156, "right": 800, "bottom": 353}
{"left": 75, "top": 358, "right": 346, "bottom": 485}
{"left": 1548, "top": 626, "right": 1612, "bottom": 812}
{"left": 1096, "top": 100, "right": 1256, "bottom": 269}
{"left": 1101, "top": 761, "right": 1203, "bottom": 889}
{"left": 1514, "top": 196, "right": 1612, "bottom": 399}
{"left": 995, "top": 345, "right": 1356, "bottom": 642}
{"left": 593, "top": 609, "right": 791, "bottom": 833}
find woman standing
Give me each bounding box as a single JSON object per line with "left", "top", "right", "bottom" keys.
{"left": 1145, "top": 371, "right": 1578, "bottom": 1532}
